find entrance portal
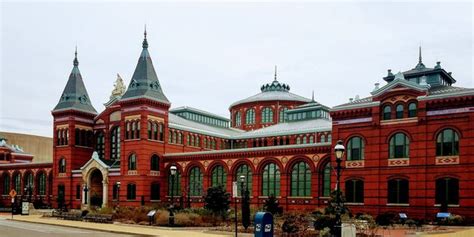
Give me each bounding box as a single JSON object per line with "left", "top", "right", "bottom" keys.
{"left": 89, "top": 169, "right": 103, "bottom": 207}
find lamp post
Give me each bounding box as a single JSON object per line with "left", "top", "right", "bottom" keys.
{"left": 234, "top": 175, "right": 245, "bottom": 237}
{"left": 83, "top": 185, "right": 89, "bottom": 205}
{"left": 169, "top": 165, "right": 177, "bottom": 226}
{"left": 116, "top": 181, "right": 121, "bottom": 207}
{"left": 334, "top": 140, "right": 345, "bottom": 237}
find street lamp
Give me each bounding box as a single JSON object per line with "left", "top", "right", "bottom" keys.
{"left": 116, "top": 181, "right": 121, "bottom": 207}
{"left": 169, "top": 165, "right": 177, "bottom": 226}
{"left": 83, "top": 185, "right": 89, "bottom": 205}
{"left": 334, "top": 140, "right": 345, "bottom": 237}
{"left": 234, "top": 175, "right": 246, "bottom": 237}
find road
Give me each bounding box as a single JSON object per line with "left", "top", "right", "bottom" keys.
{"left": 0, "top": 218, "right": 143, "bottom": 237}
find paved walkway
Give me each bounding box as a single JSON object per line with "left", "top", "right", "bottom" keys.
{"left": 4, "top": 215, "right": 237, "bottom": 237}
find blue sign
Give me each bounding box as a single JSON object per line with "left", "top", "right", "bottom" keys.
{"left": 437, "top": 212, "right": 451, "bottom": 218}
{"left": 399, "top": 213, "right": 407, "bottom": 219}
{"left": 254, "top": 212, "right": 273, "bottom": 237}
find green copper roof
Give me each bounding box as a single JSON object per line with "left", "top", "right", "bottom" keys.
{"left": 121, "top": 31, "right": 170, "bottom": 104}
{"left": 53, "top": 50, "right": 97, "bottom": 114}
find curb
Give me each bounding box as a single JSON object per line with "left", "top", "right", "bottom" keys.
{"left": 7, "top": 218, "right": 155, "bottom": 237}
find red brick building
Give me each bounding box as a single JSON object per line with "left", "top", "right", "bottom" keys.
{"left": 1, "top": 33, "right": 472, "bottom": 220}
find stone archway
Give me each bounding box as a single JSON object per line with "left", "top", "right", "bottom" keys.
{"left": 89, "top": 169, "right": 103, "bottom": 207}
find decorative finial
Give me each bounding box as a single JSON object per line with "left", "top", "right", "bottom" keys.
{"left": 311, "top": 90, "right": 315, "bottom": 102}
{"left": 142, "top": 25, "right": 149, "bottom": 49}
{"left": 274, "top": 65, "right": 277, "bottom": 81}
{"left": 419, "top": 46, "right": 422, "bottom": 64}
{"left": 73, "top": 46, "right": 79, "bottom": 66}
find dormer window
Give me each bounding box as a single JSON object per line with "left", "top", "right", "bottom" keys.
{"left": 383, "top": 105, "right": 391, "bottom": 120}
{"left": 396, "top": 104, "right": 404, "bottom": 119}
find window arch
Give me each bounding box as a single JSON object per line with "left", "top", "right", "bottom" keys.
{"left": 347, "top": 136, "right": 364, "bottom": 160}
{"left": 396, "top": 104, "right": 404, "bottom": 119}
{"left": 389, "top": 133, "right": 409, "bottom": 158}
{"left": 262, "top": 163, "right": 280, "bottom": 196}
{"left": 59, "top": 158, "right": 66, "bottom": 173}
{"left": 290, "top": 162, "right": 311, "bottom": 197}
{"left": 383, "top": 105, "right": 391, "bottom": 120}
{"left": 37, "top": 172, "right": 47, "bottom": 196}
{"left": 435, "top": 177, "right": 459, "bottom": 205}
{"left": 128, "top": 153, "right": 137, "bottom": 170}
{"left": 235, "top": 112, "right": 241, "bottom": 127}
{"left": 24, "top": 172, "right": 33, "bottom": 189}
{"left": 168, "top": 169, "right": 181, "bottom": 196}
{"left": 2, "top": 173, "right": 10, "bottom": 195}
{"left": 387, "top": 179, "right": 409, "bottom": 204}
{"left": 127, "top": 183, "right": 136, "bottom": 200}
{"left": 245, "top": 109, "right": 255, "bottom": 124}
{"left": 408, "top": 102, "right": 417, "bottom": 117}
{"left": 110, "top": 126, "right": 120, "bottom": 160}
{"left": 436, "top": 129, "right": 459, "bottom": 156}
{"left": 95, "top": 132, "right": 105, "bottom": 159}
{"left": 13, "top": 173, "right": 21, "bottom": 193}
{"left": 321, "top": 135, "right": 326, "bottom": 143}
{"left": 321, "top": 162, "right": 331, "bottom": 197}
{"left": 262, "top": 107, "right": 274, "bottom": 123}
{"left": 345, "top": 179, "right": 364, "bottom": 203}
{"left": 211, "top": 165, "right": 227, "bottom": 188}
{"left": 235, "top": 164, "right": 252, "bottom": 196}
{"left": 150, "top": 155, "right": 159, "bottom": 171}
{"left": 188, "top": 167, "right": 203, "bottom": 196}
{"left": 279, "top": 108, "right": 288, "bottom": 122}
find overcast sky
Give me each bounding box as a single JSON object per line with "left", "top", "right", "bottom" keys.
{"left": 1, "top": 1, "right": 473, "bottom": 137}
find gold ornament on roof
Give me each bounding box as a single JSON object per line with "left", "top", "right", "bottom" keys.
{"left": 110, "top": 73, "right": 126, "bottom": 100}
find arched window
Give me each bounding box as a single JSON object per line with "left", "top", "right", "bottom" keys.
{"left": 408, "top": 103, "right": 417, "bottom": 117}
{"left": 389, "top": 133, "right": 409, "bottom": 158}
{"left": 383, "top": 105, "right": 391, "bottom": 120}
{"left": 158, "top": 123, "right": 164, "bottom": 141}
{"left": 235, "top": 164, "right": 252, "bottom": 196}
{"left": 347, "top": 137, "right": 364, "bottom": 160}
{"left": 24, "top": 172, "right": 33, "bottom": 189}
{"left": 279, "top": 108, "right": 288, "bottom": 122}
{"left": 321, "top": 162, "right": 331, "bottom": 197}
{"left": 168, "top": 170, "right": 181, "bottom": 196}
{"left": 309, "top": 136, "right": 314, "bottom": 144}
{"left": 262, "top": 107, "right": 274, "bottom": 123}
{"left": 110, "top": 126, "right": 120, "bottom": 160}
{"left": 262, "top": 163, "right": 280, "bottom": 196}
{"left": 188, "top": 167, "right": 203, "bottom": 196}
{"left": 13, "top": 173, "right": 21, "bottom": 193}
{"left": 95, "top": 132, "right": 105, "bottom": 159}
{"left": 290, "top": 162, "right": 311, "bottom": 197}
{"left": 59, "top": 158, "right": 66, "bottom": 173}
{"left": 235, "top": 112, "right": 241, "bottom": 127}
{"left": 37, "top": 172, "right": 47, "bottom": 196}
{"left": 211, "top": 165, "right": 227, "bottom": 188}
{"left": 321, "top": 135, "right": 326, "bottom": 143}
{"left": 152, "top": 122, "right": 158, "bottom": 140}
{"left": 127, "top": 183, "right": 136, "bottom": 200}
{"left": 147, "top": 121, "right": 152, "bottom": 139}
{"left": 126, "top": 122, "right": 131, "bottom": 139}
{"left": 245, "top": 109, "right": 255, "bottom": 125}
{"left": 436, "top": 129, "right": 460, "bottom": 156}
{"left": 296, "top": 137, "right": 301, "bottom": 144}
{"left": 128, "top": 154, "right": 137, "bottom": 170}
{"left": 345, "top": 179, "right": 364, "bottom": 203}
{"left": 2, "top": 174, "right": 10, "bottom": 195}
{"left": 387, "top": 179, "right": 409, "bottom": 204}
{"left": 435, "top": 177, "right": 459, "bottom": 205}
{"left": 150, "top": 155, "right": 159, "bottom": 171}
{"left": 396, "top": 104, "right": 404, "bottom": 119}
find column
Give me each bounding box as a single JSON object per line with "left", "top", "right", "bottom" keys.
{"left": 102, "top": 179, "right": 108, "bottom": 208}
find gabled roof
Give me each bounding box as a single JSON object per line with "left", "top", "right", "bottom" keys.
{"left": 121, "top": 31, "right": 170, "bottom": 104}
{"left": 53, "top": 50, "right": 97, "bottom": 114}
{"left": 371, "top": 78, "right": 430, "bottom": 97}
{"left": 80, "top": 151, "right": 110, "bottom": 170}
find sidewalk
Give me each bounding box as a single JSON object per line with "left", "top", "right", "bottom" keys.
{"left": 4, "top": 214, "right": 240, "bottom": 237}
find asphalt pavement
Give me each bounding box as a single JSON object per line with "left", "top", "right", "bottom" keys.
{"left": 0, "top": 218, "right": 141, "bottom": 237}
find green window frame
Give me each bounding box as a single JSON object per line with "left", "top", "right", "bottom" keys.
{"left": 13, "top": 173, "right": 21, "bottom": 193}
{"left": 347, "top": 136, "right": 364, "bottom": 160}
{"left": 383, "top": 105, "right": 391, "bottom": 120}
{"left": 2, "top": 174, "right": 10, "bottom": 195}
{"left": 435, "top": 177, "right": 459, "bottom": 205}
{"left": 211, "top": 165, "right": 227, "bottom": 188}
{"left": 188, "top": 167, "right": 203, "bottom": 196}
{"left": 235, "top": 112, "right": 241, "bottom": 127}
{"left": 168, "top": 170, "right": 181, "bottom": 196}
{"left": 408, "top": 103, "right": 417, "bottom": 117}
{"left": 245, "top": 109, "right": 255, "bottom": 124}
{"left": 345, "top": 179, "right": 364, "bottom": 203}
{"left": 38, "top": 172, "right": 47, "bottom": 195}
{"left": 96, "top": 132, "right": 105, "bottom": 159}
{"left": 128, "top": 153, "right": 137, "bottom": 170}
{"left": 262, "top": 107, "right": 274, "bottom": 123}
{"left": 235, "top": 164, "right": 252, "bottom": 196}
{"left": 387, "top": 179, "right": 409, "bottom": 204}
{"left": 262, "top": 163, "right": 280, "bottom": 196}
{"left": 59, "top": 158, "right": 66, "bottom": 173}
{"left": 436, "top": 129, "right": 459, "bottom": 156}
{"left": 389, "top": 133, "right": 409, "bottom": 158}
{"left": 24, "top": 172, "right": 33, "bottom": 188}
{"left": 321, "top": 162, "right": 331, "bottom": 197}
{"left": 150, "top": 155, "right": 159, "bottom": 171}
{"left": 279, "top": 108, "right": 288, "bottom": 122}
{"left": 396, "top": 104, "right": 404, "bottom": 119}
{"left": 290, "top": 162, "right": 311, "bottom": 197}
{"left": 110, "top": 126, "right": 120, "bottom": 160}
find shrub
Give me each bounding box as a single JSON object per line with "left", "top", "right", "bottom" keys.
{"left": 281, "top": 212, "right": 310, "bottom": 234}
{"left": 264, "top": 195, "right": 283, "bottom": 216}
{"left": 375, "top": 212, "right": 397, "bottom": 226}
{"left": 204, "top": 185, "right": 230, "bottom": 220}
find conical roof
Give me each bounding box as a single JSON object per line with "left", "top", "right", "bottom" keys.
{"left": 53, "top": 50, "right": 97, "bottom": 114}
{"left": 120, "top": 30, "right": 170, "bottom": 104}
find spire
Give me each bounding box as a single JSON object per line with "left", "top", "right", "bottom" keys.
{"left": 311, "top": 90, "right": 315, "bottom": 102}
{"left": 274, "top": 65, "right": 277, "bottom": 81}
{"left": 142, "top": 25, "right": 148, "bottom": 49}
{"left": 53, "top": 48, "right": 97, "bottom": 114}
{"left": 73, "top": 46, "right": 79, "bottom": 66}
{"left": 415, "top": 45, "right": 426, "bottom": 69}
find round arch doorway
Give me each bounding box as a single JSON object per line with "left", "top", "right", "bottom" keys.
{"left": 89, "top": 169, "right": 103, "bottom": 207}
